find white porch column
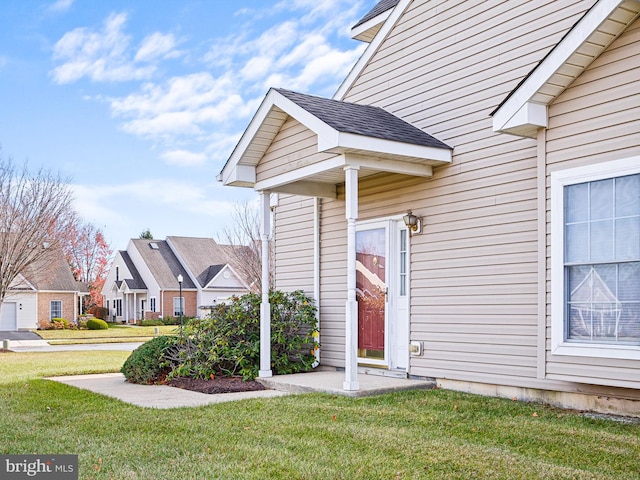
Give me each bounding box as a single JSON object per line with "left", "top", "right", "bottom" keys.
{"left": 344, "top": 165, "right": 360, "bottom": 391}
{"left": 259, "top": 191, "right": 273, "bottom": 378}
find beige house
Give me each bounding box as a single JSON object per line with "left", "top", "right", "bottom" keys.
{"left": 219, "top": 0, "right": 640, "bottom": 415}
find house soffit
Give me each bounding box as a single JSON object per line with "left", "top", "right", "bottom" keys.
{"left": 492, "top": 0, "right": 640, "bottom": 138}
{"left": 219, "top": 87, "right": 452, "bottom": 197}
{"left": 351, "top": 0, "right": 400, "bottom": 42}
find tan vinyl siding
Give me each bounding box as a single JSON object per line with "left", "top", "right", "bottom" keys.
{"left": 273, "top": 195, "right": 315, "bottom": 294}
{"left": 335, "top": 0, "right": 591, "bottom": 385}
{"left": 545, "top": 17, "right": 640, "bottom": 389}
{"left": 255, "top": 117, "right": 334, "bottom": 184}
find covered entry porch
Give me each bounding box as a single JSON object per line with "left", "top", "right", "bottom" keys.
{"left": 218, "top": 88, "right": 452, "bottom": 391}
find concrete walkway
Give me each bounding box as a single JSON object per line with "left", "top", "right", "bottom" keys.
{"left": 47, "top": 370, "right": 435, "bottom": 408}
{"left": 9, "top": 342, "right": 143, "bottom": 352}
{"left": 48, "top": 373, "right": 288, "bottom": 408}
{"left": 258, "top": 370, "right": 436, "bottom": 398}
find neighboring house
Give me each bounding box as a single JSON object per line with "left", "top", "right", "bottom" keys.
{"left": 101, "top": 237, "right": 249, "bottom": 322}
{"left": 219, "top": 0, "right": 640, "bottom": 415}
{"left": 0, "top": 246, "right": 85, "bottom": 331}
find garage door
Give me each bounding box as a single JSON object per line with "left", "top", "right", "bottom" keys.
{"left": 0, "top": 302, "right": 17, "bottom": 331}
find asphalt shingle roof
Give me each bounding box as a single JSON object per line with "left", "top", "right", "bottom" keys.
{"left": 131, "top": 239, "right": 195, "bottom": 289}
{"left": 120, "top": 251, "right": 147, "bottom": 290}
{"left": 353, "top": 0, "right": 400, "bottom": 29}
{"left": 166, "top": 237, "right": 231, "bottom": 288}
{"left": 276, "top": 88, "right": 451, "bottom": 150}
{"left": 22, "top": 247, "right": 79, "bottom": 291}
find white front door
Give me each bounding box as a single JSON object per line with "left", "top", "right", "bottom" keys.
{"left": 356, "top": 219, "right": 410, "bottom": 372}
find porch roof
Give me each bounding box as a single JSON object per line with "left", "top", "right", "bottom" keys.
{"left": 218, "top": 88, "right": 452, "bottom": 197}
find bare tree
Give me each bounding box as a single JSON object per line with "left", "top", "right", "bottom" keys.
{"left": 0, "top": 156, "right": 75, "bottom": 306}
{"left": 217, "top": 201, "right": 273, "bottom": 293}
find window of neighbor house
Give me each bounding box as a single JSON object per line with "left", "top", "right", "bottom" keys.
{"left": 50, "top": 300, "right": 62, "bottom": 320}
{"left": 173, "top": 297, "right": 184, "bottom": 317}
{"left": 150, "top": 297, "right": 156, "bottom": 312}
{"left": 115, "top": 299, "right": 122, "bottom": 317}
{"left": 551, "top": 157, "right": 640, "bottom": 359}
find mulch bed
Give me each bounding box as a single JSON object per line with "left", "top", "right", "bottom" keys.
{"left": 167, "top": 376, "right": 266, "bottom": 395}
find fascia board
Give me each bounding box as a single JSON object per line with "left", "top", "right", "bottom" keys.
{"left": 492, "top": 0, "right": 623, "bottom": 133}
{"left": 335, "top": 0, "right": 412, "bottom": 100}
{"left": 205, "top": 264, "right": 251, "bottom": 291}
{"left": 220, "top": 89, "right": 281, "bottom": 185}
{"left": 351, "top": 9, "right": 393, "bottom": 41}
{"left": 254, "top": 156, "right": 347, "bottom": 191}
{"left": 327, "top": 132, "right": 453, "bottom": 164}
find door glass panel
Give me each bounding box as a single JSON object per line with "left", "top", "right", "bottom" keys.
{"left": 356, "top": 227, "right": 386, "bottom": 360}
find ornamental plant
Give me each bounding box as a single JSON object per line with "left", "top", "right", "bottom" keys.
{"left": 171, "top": 290, "right": 318, "bottom": 380}
{"left": 121, "top": 335, "right": 180, "bottom": 384}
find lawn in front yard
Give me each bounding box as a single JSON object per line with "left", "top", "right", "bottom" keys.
{"left": 1, "top": 351, "right": 639, "bottom": 479}
{"left": 35, "top": 324, "right": 178, "bottom": 344}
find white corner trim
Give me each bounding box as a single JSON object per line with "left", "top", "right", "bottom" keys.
{"left": 334, "top": 0, "right": 412, "bottom": 100}
{"left": 493, "top": 0, "right": 625, "bottom": 134}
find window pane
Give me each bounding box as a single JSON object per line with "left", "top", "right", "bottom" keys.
{"left": 616, "top": 174, "right": 640, "bottom": 217}
{"left": 618, "top": 262, "right": 640, "bottom": 302}
{"left": 615, "top": 217, "right": 640, "bottom": 260}
{"left": 566, "top": 223, "right": 588, "bottom": 263}
{"left": 590, "top": 178, "right": 613, "bottom": 220}
{"left": 566, "top": 183, "right": 588, "bottom": 223}
{"left": 590, "top": 220, "right": 613, "bottom": 262}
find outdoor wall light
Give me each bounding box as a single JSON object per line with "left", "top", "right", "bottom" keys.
{"left": 403, "top": 211, "right": 422, "bottom": 235}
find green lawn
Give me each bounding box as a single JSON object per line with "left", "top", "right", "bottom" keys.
{"left": 1, "top": 351, "right": 639, "bottom": 479}
{"left": 35, "top": 325, "right": 178, "bottom": 344}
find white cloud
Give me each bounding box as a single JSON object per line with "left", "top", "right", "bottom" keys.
{"left": 161, "top": 149, "right": 207, "bottom": 167}
{"left": 49, "top": 0, "right": 74, "bottom": 13}
{"left": 135, "top": 32, "right": 180, "bottom": 62}
{"left": 51, "top": 12, "right": 179, "bottom": 84}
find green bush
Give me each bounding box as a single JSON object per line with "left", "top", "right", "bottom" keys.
{"left": 160, "top": 316, "right": 180, "bottom": 325}
{"left": 171, "top": 290, "right": 318, "bottom": 380}
{"left": 140, "top": 319, "right": 164, "bottom": 327}
{"left": 86, "top": 318, "right": 108, "bottom": 330}
{"left": 121, "top": 336, "right": 179, "bottom": 384}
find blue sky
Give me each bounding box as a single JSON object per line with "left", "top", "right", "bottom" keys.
{"left": 0, "top": 0, "right": 373, "bottom": 249}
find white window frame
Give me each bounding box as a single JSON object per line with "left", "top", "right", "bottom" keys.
{"left": 115, "top": 298, "right": 122, "bottom": 317}
{"left": 50, "top": 300, "right": 62, "bottom": 320}
{"left": 551, "top": 156, "right": 640, "bottom": 360}
{"left": 173, "top": 297, "right": 184, "bottom": 317}
{"left": 150, "top": 297, "right": 156, "bottom": 313}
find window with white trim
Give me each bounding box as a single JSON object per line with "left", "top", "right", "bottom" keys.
{"left": 150, "top": 297, "right": 156, "bottom": 312}
{"left": 173, "top": 297, "right": 184, "bottom": 317}
{"left": 50, "top": 300, "right": 62, "bottom": 320}
{"left": 115, "top": 298, "right": 122, "bottom": 317}
{"left": 551, "top": 158, "right": 640, "bottom": 359}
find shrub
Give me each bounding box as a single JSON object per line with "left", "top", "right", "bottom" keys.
{"left": 140, "top": 319, "right": 164, "bottom": 327}
{"left": 93, "top": 307, "right": 109, "bottom": 320}
{"left": 171, "top": 290, "right": 318, "bottom": 380}
{"left": 121, "top": 336, "right": 180, "bottom": 384}
{"left": 51, "top": 318, "right": 69, "bottom": 329}
{"left": 86, "top": 318, "right": 108, "bottom": 330}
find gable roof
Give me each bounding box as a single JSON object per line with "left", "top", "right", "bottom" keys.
{"left": 492, "top": 0, "right": 640, "bottom": 137}
{"left": 120, "top": 251, "right": 147, "bottom": 290}
{"left": 20, "top": 247, "right": 78, "bottom": 292}
{"left": 131, "top": 239, "right": 195, "bottom": 289}
{"left": 166, "top": 236, "right": 235, "bottom": 288}
{"left": 352, "top": 0, "right": 400, "bottom": 42}
{"left": 218, "top": 87, "right": 452, "bottom": 195}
